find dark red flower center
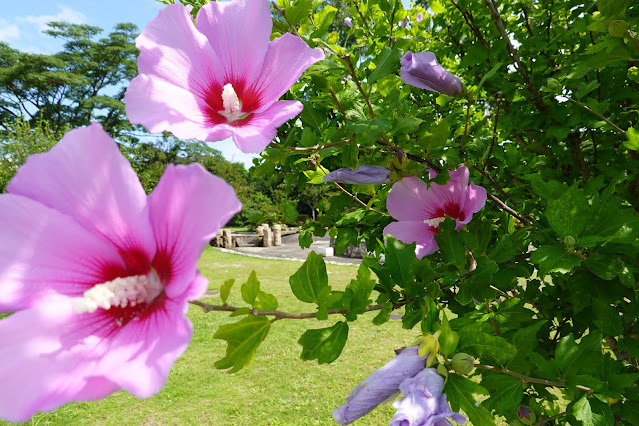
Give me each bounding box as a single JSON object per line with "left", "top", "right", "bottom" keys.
{"left": 201, "top": 79, "right": 262, "bottom": 127}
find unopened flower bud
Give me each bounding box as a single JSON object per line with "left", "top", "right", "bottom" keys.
{"left": 564, "top": 235, "right": 576, "bottom": 249}
{"left": 451, "top": 352, "right": 474, "bottom": 374}
{"left": 400, "top": 51, "right": 465, "bottom": 97}
{"left": 517, "top": 406, "right": 536, "bottom": 425}
{"left": 323, "top": 165, "right": 391, "bottom": 185}
{"left": 628, "top": 66, "right": 639, "bottom": 83}
{"left": 608, "top": 20, "right": 629, "bottom": 38}
{"left": 344, "top": 17, "right": 353, "bottom": 28}
{"left": 393, "top": 151, "right": 407, "bottom": 169}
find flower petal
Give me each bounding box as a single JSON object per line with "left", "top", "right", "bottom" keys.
{"left": 251, "top": 33, "right": 324, "bottom": 112}
{"left": 0, "top": 195, "right": 126, "bottom": 311}
{"left": 93, "top": 295, "right": 193, "bottom": 397}
{"left": 458, "top": 182, "right": 487, "bottom": 226}
{"left": 422, "top": 165, "right": 471, "bottom": 220}
{"left": 126, "top": 74, "right": 214, "bottom": 141}
{"left": 230, "top": 100, "right": 303, "bottom": 153}
{"left": 7, "top": 124, "right": 156, "bottom": 262}
{"left": 147, "top": 164, "right": 241, "bottom": 297}
{"left": 195, "top": 0, "right": 272, "bottom": 85}
{"left": 386, "top": 177, "right": 430, "bottom": 221}
{"left": 384, "top": 221, "right": 438, "bottom": 259}
{"left": 0, "top": 297, "right": 118, "bottom": 422}
{"left": 134, "top": 3, "right": 222, "bottom": 94}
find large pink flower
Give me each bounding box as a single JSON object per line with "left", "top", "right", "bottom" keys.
{"left": 125, "top": 0, "right": 324, "bottom": 154}
{"left": 383, "top": 166, "right": 486, "bottom": 259}
{"left": 0, "top": 123, "right": 241, "bottom": 421}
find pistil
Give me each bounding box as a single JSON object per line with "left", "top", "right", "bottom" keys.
{"left": 219, "top": 83, "right": 245, "bottom": 122}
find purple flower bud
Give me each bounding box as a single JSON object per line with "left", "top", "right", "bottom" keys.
{"left": 390, "top": 369, "right": 467, "bottom": 426}
{"left": 344, "top": 17, "right": 353, "bottom": 28}
{"left": 333, "top": 346, "right": 427, "bottom": 425}
{"left": 323, "top": 165, "right": 391, "bottom": 185}
{"left": 400, "top": 51, "right": 465, "bottom": 97}
{"left": 415, "top": 13, "right": 424, "bottom": 22}
{"left": 398, "top": 17, "right": 409, "bottom": 27}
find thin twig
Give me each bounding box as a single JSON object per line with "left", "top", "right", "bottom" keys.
{"left": 459, "top": 96, "right": 472, "bottom": 152}
{"left": 269, "top": 138, "right": 356, "bottom": 152}
{"left": 483, "top": 92, "right": 501, "bottom": 170}
{"left": 627, "top": 32, "right": 639, "bottom": 54}
{"left": 482, "top": 0, "right": 548, "bottom": 113}
{"left": 342, "top": 54, "right": 375, "bottom": 119}
{"left": 472, "top": 164, "right": 517, "bottom": 206}
{"left": 448, "top": 0, "right": 491, "bottom": 51}
{"left": 190, "top": 300, "right": 388, "bottom": 320}
{"left": 270, "top": 1, "right": 299, "bottom": 36}
{"left": 333, "top": 182, "right": 386, "bottom": 215}
{"left": 538, "top": 412, "right": 567, "bottom": 425}
{"left": 475, "top": 364, "right": 593, "bottom": 394}
{"left": 388, "top": 8, "right": 395, "bottom": 47}
{"left": 375, "top": 138, "right": 442, "bottom": 172}
{"left": 328, "top": 87, "right": 346, "bottom": 118}
{"left": 566, "top": 97, "right": 625, "bottom": 134}
{"left": 352, "top": 0, "right": 373, "bottom": 36}
{"left": 487, "top": 193, "right": 532, "bottom": 226}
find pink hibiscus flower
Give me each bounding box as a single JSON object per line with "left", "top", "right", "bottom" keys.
{"left": 383, "top": 165, "right": 487, "bottom": 259}
{"left": 0, "top": 123, "right": 241, "bottom": 421}
{"left": 125, "top": 0, "right": 324, "bottom": 154}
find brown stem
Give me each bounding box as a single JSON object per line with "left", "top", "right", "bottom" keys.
{"left": 375, "top": 138, "right": 442, "bottom": 172}
{"left": 627, "top": 32, "right": 639, "bottom": 54}
{"left": 474, "top": 364, "right": 593, "bottom": 393}
{"left": 388, "top": 8, "right": 395, "bottom": 47}
{"left": 270, "top": 1, "right": 299, "bottom": 36}
{"left": 342, "top": 54, "right": 375, "bottom": 119}
{"left": 472, "top": 164, "right": 518, "bottom": 207}
{"left": 448, "top": 0, "right": 491, "bottom": 52}
{"left": 332, "top": 182, "right": 386, "bottom": 216}
{"left": 538, "top": 412, "right": 567, "bottom": 425}
{"left": 352, "top": 0, "right": 373, "bottom": 37}
{"left": 487, "top": 193, "right": 532, "bottom": 226}
{"left": 566, "top": 97, "right": 625, "bottom": 134}
{"left": 459, "top": 96, "right": 472, "bottom": 152}
{"left": 190, "top": 300, "right": 388, "bottom": 320}
{"left": 269, "top": 137, "right": 356, "bottom": 152}
{"left": 483, "top": 92, "right": 501, "bottom": 170}
{"left": 568, "top": 132, "right": 590, "bottom": 180}
{"left": 482, "top": 0, "right": 548, "bottom": 113}
{"left": 328, "top": 87, "right": 346, "bottom": 118}
{"left": 486, "top": 299, "right": 500, "bottom": 335}
{"left": 519, "top": 1, "right": 534, "bottom": 37}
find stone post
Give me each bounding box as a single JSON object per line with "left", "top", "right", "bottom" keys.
{"left": 273, "top": 224, "right": 282, "bottom": 246}
{"left": 263, "top": 226, "right": 273, "bottom": 247}
{"left": 222, "top": 229, "right": 233, "bottom": 249}
{"left": 256, "top": 225, "right": 264, "bottom": 246}
{"left": 215, "top": 230, "right": 223, "bottom": 247}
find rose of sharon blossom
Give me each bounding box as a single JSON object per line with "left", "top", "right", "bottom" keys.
{"left": 415, "top": 13, "right": 424, "bottom": 22}
{"left": 333, "top": 347, "right": 427, "bottom": 425}
{"left": 0, "top": 124, "right": 241, "bottom": 422}
{"left": 344, "top": 17, "right": 353, "bottom": 27}
{"left": 384, "top": 166, "right": 486, "bottom": 259}
{"left": 125, "top": 0, "right": 324, "bottom": 154}
{"left": 323, "top": 165, "right": 391, "bottom": 185}
{"left": 400, "top": 51, "right": 465, "bottom": 97}
{"left": 390, "top": 369, "right": 466, "bottom": 426}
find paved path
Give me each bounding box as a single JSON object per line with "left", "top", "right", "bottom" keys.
{"left": 219, "top": 233, "right": 362, "bottom": 265}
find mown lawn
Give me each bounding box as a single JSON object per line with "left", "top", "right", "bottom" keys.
{"left": 13, "top": 247, "right": 420, "bottom": 425}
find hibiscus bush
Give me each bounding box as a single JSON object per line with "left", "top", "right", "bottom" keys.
{"left": 1, "top": 0, "right": 639, "bottom": 424}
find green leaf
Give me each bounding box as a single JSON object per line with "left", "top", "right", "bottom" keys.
{"left": 457, "top": 325, "right": 517, "bottom": 365}
{"left": 624, "top": 127, "right": 639, "bottom": 151}
{"left": 298, "top": 321, "right": 349, "bottom": 364}
{"left": 593, "top": 299, "right": 623, "bottom": 336}
{"left": 255, "top": 290, "right": 278, "bottom": 310}
{"left": 434, "top": 217, "right": 466, "bottom": 270}
{"left": 438, "top": 312, "right": 460, "bottom": 356}
{"left": 373, "top": 302, "right": 393, "bottom": 325}
{"left": 341, "top": 142, "right": 359, "bottom": 169}
{"left": 285, "top": 0, "right": 312, "bottom": 26}
{"left": 384, "top": 236, "right": 416, "bottom": 287}
{"left": 214, "top": 315, "right": 271, "bottom": 372}
{"left": 462, "top": 221, "right": 492, "bottom": 256}
{"left": 241, "top": 271, "right": 260, "bottom": 306}
{"left": 621, "top": 400, "right": 639, "bottom": 425}
{"left": 445, "top": 374, "right": 495, "bottom": 426}
{"left": 573, "top": 395, "right": 615, "bottom": 426}
{"left": 585, "top": 253, "right": 623, "bottom": 280}
{"left": 546, "top": 184, "right": 589, "bottom": 238}
{"left": 289, "top": 251, "right": 329, "bottom": 304}
{"left": 311, "top": 5, "right": 337, "bottom": 39}
{"left": 368, "top": 47, "right": 402, "bottom": 85}
{"left": 477, "top": 61, "right": 503, "bottom": 91}
{"left": 419, "top": 116, "right": 452, "bottom": 152}
{"left": 530, "top": 245, "right": 581, "bottom": 276}
{"left": 220, "top": 278, "right": 234, "bottom": 305}
{"left": 282, "top": 199, "right": 299, "bottom": 223}
{"left": 430, "top": 0, "right": 445, "bottom": 14}
{"left": 343, "top": 263, "right": 376, "bottom": 320}
{"left": 346, "top": 119, "right": 391, "bottom": 145}
{"left": 555, "top": 332, "right": 602, "bottom": 373}
{"left": 482, "top": 374, "right": 523, "bottom": 412}
{"left": 392, "top": 116, "right": 423, "bottom": 136}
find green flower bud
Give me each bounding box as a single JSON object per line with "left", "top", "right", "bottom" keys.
{"left": 517, "top": 406, "right": 536, "bottom": 425}
{"left": 564, "top": 235, "right": 576, "bottom": 249}
{"left": 608, "top": 20, "right": 629, "bottom": 38}
{"left": 418, "top": 333, "right": 441, "bottom": 367}
{"left": 451, "top": 352, "right": 475, "bottom": 374}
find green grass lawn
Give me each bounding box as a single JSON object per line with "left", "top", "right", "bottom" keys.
{"left": 14, "top": 247, "right": 420, "bottom": 425}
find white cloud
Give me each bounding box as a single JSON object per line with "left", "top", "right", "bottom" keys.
{"left": 19, "top": 6, "right": 87, "bottom": 33}
{"left": 0, "top": 19, "right": 20, "bottom": 42}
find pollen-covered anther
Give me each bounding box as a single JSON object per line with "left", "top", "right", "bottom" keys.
{"left": 71, "top": 272, "right": 162, "bottom": 314}
{"left": 219, "top": 83, "right": 245, "bottom": 122}
{"left": 424, "top": 217, "right": 446, "bottom": 227}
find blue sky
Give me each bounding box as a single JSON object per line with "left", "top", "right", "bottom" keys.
{"left": 0, "top": 0, "right": 260, "bottom": 168}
